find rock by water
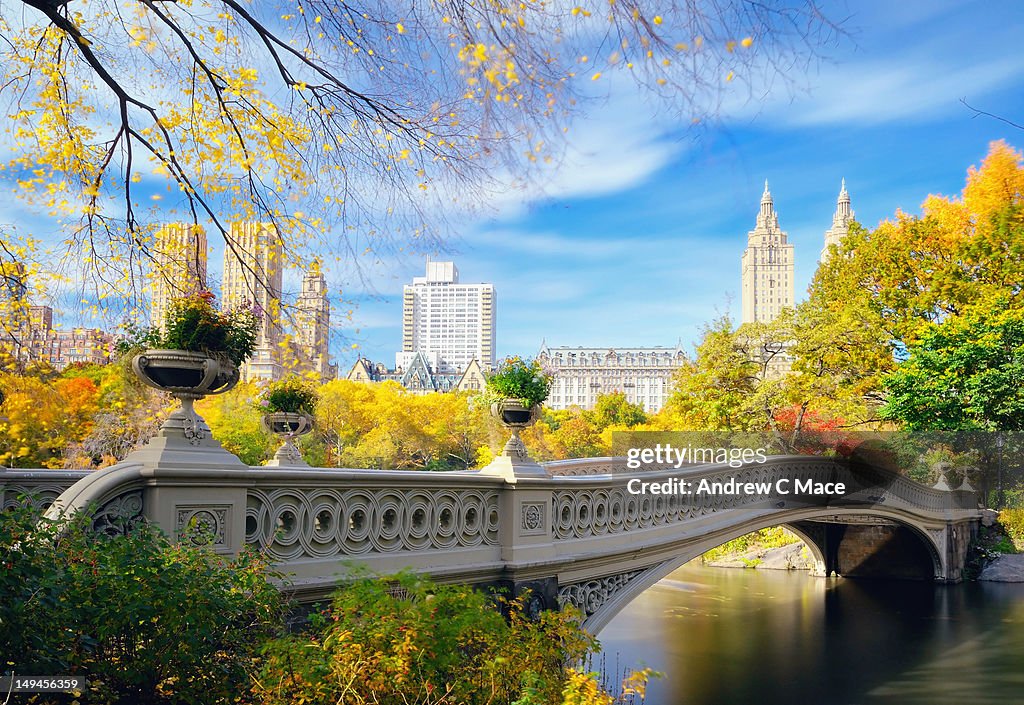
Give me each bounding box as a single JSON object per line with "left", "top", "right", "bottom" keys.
{"left": 979, "top": 553, "right": 1024, "bottom": 582}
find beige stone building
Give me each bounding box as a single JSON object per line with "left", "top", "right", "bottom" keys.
{"left": 741, "top": 181, "right": 795, "bottom": 325}
{"left": 822, "top": 180, "right": 855, "bottom": 262}
{"left": 293, "top": 266, "right": 336, "bottom": 382}
{"left": 401, "top": 261, "right": 496, "bottom": 373}
{"left": 148, "top": 223, "right": 208, "bottom": 330}
{"left": 538, "top": 345, "right": 686, "bottom": 413}
{"left": 222, "top": 222, "right": 284, "bottom": 382}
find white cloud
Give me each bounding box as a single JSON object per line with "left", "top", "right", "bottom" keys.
{"left": 780, "top": 56, "right": 1024, "bottom": 127}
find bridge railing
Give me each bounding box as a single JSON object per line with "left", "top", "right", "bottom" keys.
{"left": 0, "top": 468, "right": 91, "bottom": 512}
{"left": 542, "top": 455, "right": 977, "bottom": 544}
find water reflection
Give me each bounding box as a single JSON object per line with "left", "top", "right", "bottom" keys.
{"left": 597, "top": 564, "right": 1024, "bottom": 705}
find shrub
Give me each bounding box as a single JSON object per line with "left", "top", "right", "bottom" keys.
{"left": 119, "top": 290, "right": 260, "bottom": 367}
{"left": 0, "top": 504, "right": 286, "bottom": 704}
{"left": 999, "top": 508, "right": 1024, "bottom": 551}
{"left": 254, "top": 572, "right": 635, "bottom": 705}
{"left": 258, "top": 377, "right": 319, "bottom": 414}
{"left": 485, "top": 356, "right": 552, "bottom": 407}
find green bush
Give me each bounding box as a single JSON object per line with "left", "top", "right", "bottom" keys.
{"left": 485, "top": 356, "right": 552, "bottom": 407}
{"left": 119, "top": 291, "right": 259, "bottom": 367}
{"left": 999, "top": 508, "right": 1024, "bottom": 551}
{"left": 0, "top": 504, "right": 285, "bottom": 704}
{"left": 258, "top": 377, "right": 319, "bottom": 414}
{"left": 701, "top": 526, "right": 802, "bottom": 562}
{"left": 254, "top": 573, "right": 610, "bottom": 705}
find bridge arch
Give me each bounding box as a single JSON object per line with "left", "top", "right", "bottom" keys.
{"left": 565, "top": 505, "right": 949, "bottom": 634}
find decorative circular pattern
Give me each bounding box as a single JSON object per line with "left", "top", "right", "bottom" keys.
{"left": 245, "top": 487, "right": 500, "bottom": 559}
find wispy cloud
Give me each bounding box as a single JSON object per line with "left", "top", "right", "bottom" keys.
{"left": 778, "top": 56, "right": 1024, "bottom": 127}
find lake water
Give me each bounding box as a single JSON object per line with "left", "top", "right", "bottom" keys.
{"left": 596, "top": 564, "right": 1024, "bottom": 705}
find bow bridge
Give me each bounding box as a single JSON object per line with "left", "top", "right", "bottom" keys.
{"left": 3, "top": 420, "right": 981, "bottom": 633}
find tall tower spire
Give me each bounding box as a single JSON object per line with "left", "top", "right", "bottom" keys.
{"left": 741, "top": 181, "right": 794, "bottom": 324}
{"left": 822, "top": 179, "right": 855, "bottom": 262}
{"left": 756, "top": 179, "right": 780, "bottom": 231}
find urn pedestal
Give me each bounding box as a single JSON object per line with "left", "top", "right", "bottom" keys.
{"left": 127, "top": 349, "right": 246, "bottom": 469}
{"left": 132, "top": 349, "right": 239, "bottom": 446}
{"left": 479, "top": 399, "right": 549, "bottom": 481}
{"left": 262, "top": 411, "right": 314, "bottom": 467}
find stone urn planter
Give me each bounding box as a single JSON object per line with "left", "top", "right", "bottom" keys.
{"left": 132, "top": 349, "right": 240, "bottom": 445}
{"left": 490, "top": 399, "right": 540, "bottom": 460}
{"left": 261, "top": 411, "right": 315, "bottom": 467}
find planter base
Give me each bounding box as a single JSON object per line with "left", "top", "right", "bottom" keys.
{"left": 265, "top": 440, "right": 311, "bottom": 467}
{"left": 481, "top": 399, "right": 549, "bottom": 481}
{"left": 478, "top": 453, "right": 549, "bottom": 481}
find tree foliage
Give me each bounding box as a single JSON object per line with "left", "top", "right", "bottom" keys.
{"left": 254, "top": 571, "right": 644, "bottom": 705}
{"left": 881, "top": 303, "right": 1024, "bottom": 431}
{"left": 0, "top": 504, "right": 285, "bottom": 704}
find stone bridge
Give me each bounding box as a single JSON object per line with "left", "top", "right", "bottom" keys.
{"left": 2, "top": 425, "right": 981, "bottom": 633}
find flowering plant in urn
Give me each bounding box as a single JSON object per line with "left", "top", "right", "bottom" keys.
{"left": 484, "top": 357, "right": 551, "bottom": 460}
{"left": 258, "top": 377, "right": 318, "bottom": 466}
{"left": 128, "top": 291, "right": 260, "bottom": 445}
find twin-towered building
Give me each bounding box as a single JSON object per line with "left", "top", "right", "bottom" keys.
{"left": 740, "top": 180, "right": 854, "bottom": 325}
{"left": 148, "top": 222, "right": 336, "bottom": 383}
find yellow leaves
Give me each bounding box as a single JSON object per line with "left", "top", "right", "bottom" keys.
{"left": 726, "top": 40, "right": 737, "bottom": 53}
{"left": 591, "top": 72, "right": 602, "bottom": 81}
{"left": 571, "top": 7, "right": 591, "bottom": 17}
{"left": 653, "top": 15, "right": 663, "bottom": 25}
{"left": 395, "top": 22, "right": 406, "bottom": 34}
{"left": 741, "top": 36, "right": 754, "bottom": 48}
{"left": 214, "top": 29, "right": 227, "bottom": 43}
{"left": 726, "top": 71, "right": 735, "bottom": 82}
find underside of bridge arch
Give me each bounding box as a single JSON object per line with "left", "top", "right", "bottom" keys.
{"left": 788, "top": 517, "right": 941, "bottom": 582}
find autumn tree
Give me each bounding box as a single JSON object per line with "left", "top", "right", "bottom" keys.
{"left": 813, "top": 141, "right": 1024, "bottom": 347}
{"left": 0, "top": 0, "right": 842, "bottom": 323}
{"left": 0, "top": 371, "right": 99, "bottom": 466}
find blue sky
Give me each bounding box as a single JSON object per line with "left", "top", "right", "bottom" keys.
{"left": 3, "top": 0, "right": 1024, "bottom": 373}
{"left": 337, "top": 0, "right": 1024, "bottom": 371}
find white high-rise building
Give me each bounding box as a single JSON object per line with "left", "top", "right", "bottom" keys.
{"left": 821, "top": 179, "right": 855, "bottom": 262}
{"left": 222, "top": 222, "right": 283, "bottom": 381}
{"left": 741, "top": 181, "right": 795, "bottom": 325}
{"left": 400, "top": 261, "right": 495, "bottom": 373}
{"left": 149, "top": 223, "right": 207, "bottom": 330}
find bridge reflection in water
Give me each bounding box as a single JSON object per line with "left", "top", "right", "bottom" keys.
{"left": 1, "top": 421, "right": 980, "bottom": 634}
